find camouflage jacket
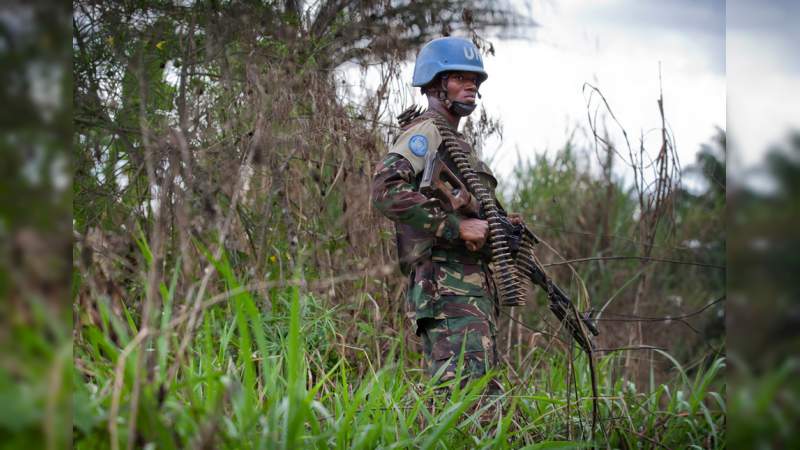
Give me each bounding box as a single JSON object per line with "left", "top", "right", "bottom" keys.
{"left": 371, "top": 110, "right": 504, "bottom": 326}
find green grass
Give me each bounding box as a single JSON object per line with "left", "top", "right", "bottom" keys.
{"left": 72, "top": 249, "right": 725, "bottom": 449}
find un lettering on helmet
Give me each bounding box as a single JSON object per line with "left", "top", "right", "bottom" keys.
{"left": 462, "top": 45, "right": 483, "bottom": 63}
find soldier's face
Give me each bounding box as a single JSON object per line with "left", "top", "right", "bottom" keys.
{"left": 446, "top": 72, "right": 479, "bottom": 104}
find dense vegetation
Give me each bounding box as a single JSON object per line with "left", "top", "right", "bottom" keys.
{"left": 70, "top": 1, "right": 730, "bottom": 448}
{"left": 70, "top": 135, "right": 729, "bottom": 449}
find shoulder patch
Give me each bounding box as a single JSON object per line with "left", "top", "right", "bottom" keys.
{"left": 388, "top": 119, "right": 443, "bottom": 174}
{"left": 409, "top": 135, "right": 428, "bottom": 156}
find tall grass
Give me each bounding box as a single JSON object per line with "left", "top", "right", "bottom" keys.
{"left": 73, "top": 246, "right": 725, "bottom": 449}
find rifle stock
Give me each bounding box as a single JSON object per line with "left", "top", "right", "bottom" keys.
{"left": 420, "top": 152, "right": 480, "bottom": 216}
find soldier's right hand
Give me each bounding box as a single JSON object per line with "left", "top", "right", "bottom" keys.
{"left": 459, "top": 218, "right": 489, "bottom": 252}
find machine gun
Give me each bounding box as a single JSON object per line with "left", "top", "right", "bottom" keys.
{"left": 506, "top": 216, "right": 599, "bottom": 352}
{"left": 420, "top": 151, "right": 599, "bottom": 353}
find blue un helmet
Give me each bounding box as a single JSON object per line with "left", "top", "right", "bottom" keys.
{"left": 412, "top": 37, "right": 487, "bottom": 116}
{"left": 412, "top": 37, "right": 488, "bottom": 87}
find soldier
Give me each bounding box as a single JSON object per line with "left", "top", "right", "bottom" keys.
{"left": 371, "top": 37, "right": 517, "bottom": 391}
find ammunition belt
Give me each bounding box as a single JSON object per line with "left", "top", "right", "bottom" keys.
{"left": 424, "top": 111, "right": 524, "bottom": 306}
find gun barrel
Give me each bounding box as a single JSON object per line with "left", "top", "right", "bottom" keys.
{"left": 550, "top": 284, "right": 599, "bottom": 337}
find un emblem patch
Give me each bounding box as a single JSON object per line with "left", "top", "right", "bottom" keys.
{"left": 409, "top": 135, "right": 428, "bottom": 157}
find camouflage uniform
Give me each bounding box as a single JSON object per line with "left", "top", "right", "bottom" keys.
{"left": 371, "top": 110, "right": 503, "bottom": 385}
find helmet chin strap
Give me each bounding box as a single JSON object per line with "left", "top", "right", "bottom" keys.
{"left": 437, "top": 76, "right": 479, "bottom": 117}
{"left": 450, "top": 101, "right": 477, "bottom": 117}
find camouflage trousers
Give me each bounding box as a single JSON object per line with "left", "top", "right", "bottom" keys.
{"left": 418, "top": 296, "right": 498, "bottom": 384}
{"left": 408, "top": 258, "right": 499, "bottom": 385}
